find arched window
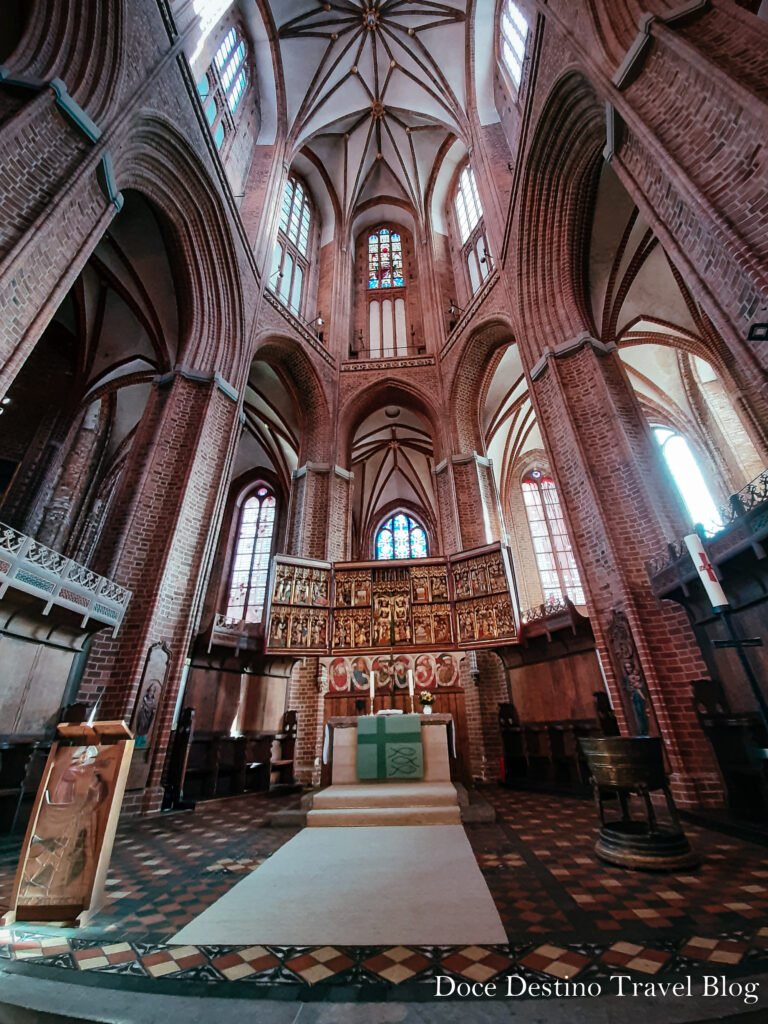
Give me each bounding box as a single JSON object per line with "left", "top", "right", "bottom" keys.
{"left": 368, "top": 228, "right": 404, "bottom": 289}
{"left": 455, "top": 167, "right": 482, "bottom": 244}
{"left": 226, "top": 486, "right": 276, "bottom": 623}
{"left": 522, "top": 471, "right": 585, "bottom": 605}
{"left": 271, "top": 174, "right": 312, "bottom": 317}
{"left": 500, "top": 1, "right": 530, "bottom": 90}
{"left": 375, "top": 513, "right": 428, "bottom": 560}
{"left": 196, "top": 25, "right": 249, "bottom": 150}
{"left": 653, "top": 427, "right": 723, "bottom": 535}
{"left": 366, "top": 226, "right": 408, "bottom": 358}
{"left": 454, "top": 165, "right": 492, "bottom": 296}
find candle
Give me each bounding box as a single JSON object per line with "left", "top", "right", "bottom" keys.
{"left": 407, "top": 669, "right": 414, "bottom": 698}
{"left": 370, "top": 670, "right": 376, "bottom": 705}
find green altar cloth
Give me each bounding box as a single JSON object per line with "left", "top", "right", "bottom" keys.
{"left": 357, "top": 714, "right": 423, "bottom": 779}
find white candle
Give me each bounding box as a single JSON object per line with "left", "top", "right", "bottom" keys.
{"left": 370, "top": 670, "right": 376, "bottom": 704}
{"left": 407, "top": 669, "right": 414, "bottom": 698}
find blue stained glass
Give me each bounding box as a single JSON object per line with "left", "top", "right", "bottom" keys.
{"left": 377, "top": 529, "right": 394, "bottom": 559}
{"left": 411, "top": 527, "right": 427, "bottom": 558}
{"left": 393, "top": 276, "right": 404, "bottom": 286}
{"left": 375, "top": 514, "right": 428, "bottom": 559}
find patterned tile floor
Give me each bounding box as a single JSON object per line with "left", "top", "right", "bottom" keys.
{"left": 1, "top": 788, "right": 768, "bottom": 999}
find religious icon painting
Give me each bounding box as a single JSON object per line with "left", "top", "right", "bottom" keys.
{"left": 351, "top": 657, "right": 370, "bottom": 691}
{"left": 18, "top": 742, "right": 123, "bottom": 909}
{"left": 435, "top": 653, "right": 458, "bottom": 687}
{"left": 458, "top": 607, "right": 476, "bottom": 643}
{"left": 415, "top": 653, "right": 436, "bottom": 689}
{"left": 411, "top": 571, "right": 429, "bottom": 604}
{"left": 130, "top": 642, "right": 170, "bottom": 751}
{"left": 432, "top": 608, "right": 452, "bottom": 645}
{"left": 372, "top": 656, "right": 394, "bottom": 689}
{"left": 290, "top": 612, "right": 310, "bottom": 648}
{"left": 332, "top": 609, "right": 354, "bottom": 649}
{"left": 430, "top": 569, "right": 448, "bottom": 601}
{"left": 329, "top": 657, "right": 350, "bottom": 692}
{"left": 269, "top": 611, "right": 289, "bottom": 648}
{"left": 393, "top": 655, "right": 410, "bottom": 689}
{"left": 470, "top": 563, "right": 489, "bottom": 596}
{"left": 310, "top": 611, "right": 328, "bottom": 649}
{"left": 412, "top": 610, "right": 431, "bottom": 645}
{"left": 311, "top": 571, "right": 329, "bottom": 606}
{"left": 353, "top": 577, "right": 371, "bottom": 606}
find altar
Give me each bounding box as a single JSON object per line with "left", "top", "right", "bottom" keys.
{"left": 323, "top": 713, "right": 454, "bottom": 785}
{"left": 309, "top": 714, "right": 459, "bottom": 827}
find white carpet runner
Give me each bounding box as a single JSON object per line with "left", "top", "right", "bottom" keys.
{"left": 170, "top": 824, "right": 507, "bottom": 946}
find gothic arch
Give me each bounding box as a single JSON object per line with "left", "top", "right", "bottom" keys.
{"left": 338, "top": 379, "right": 443, "bottom": 467}
{"left": 450, "top": 317, "right": 516, "bottom": 452}
{"left": 6, "top": 0, "right": 125, "bottom": 120}
{"left": 249, "top": 333, "right": 332, "bottom": 465}
{"left": 116, "top": 115, "right": 245, "bottom": 383}
{"left": 515, "top": 71, "right": 605, "bottom": 361}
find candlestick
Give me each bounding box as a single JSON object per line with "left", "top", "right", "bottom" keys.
{"left": 408, "top": 669, "right": 414, "bottom": 714}
{"left": 370, "top": 670, "right": 375, "bottom": 715}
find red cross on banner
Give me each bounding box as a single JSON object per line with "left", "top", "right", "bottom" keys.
{"left": 683, "top": 534, "right": 729, "bottom": 609}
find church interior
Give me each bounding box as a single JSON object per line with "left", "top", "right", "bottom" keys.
{"left": 1, "top": 0, "right": 768, "bottom": 1020}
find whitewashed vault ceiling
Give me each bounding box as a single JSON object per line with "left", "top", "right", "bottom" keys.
{"left": 269, "top": 0, "right": 469, "bottom": 226}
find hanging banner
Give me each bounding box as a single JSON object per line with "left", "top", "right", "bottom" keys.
{"left": 683, "top": 534, "right": 728, "bottom": 609}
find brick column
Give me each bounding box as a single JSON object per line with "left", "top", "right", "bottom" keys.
{"left": 0, "top": 91, "right": 115, "bottom": 396}
{"left": 77, "top": 371, "right": 240, "bottom": 813}
{"left": 530, "top": 340, "right": 724, "bottom": 808}
{"left": 286, "top": 462, "right": 331, "bottom": 560}
{"left": 327, "top": 466, "right": 353, "bottom": 561}
{"left": 448, "top": 453, "right": 503, "bottom": 551}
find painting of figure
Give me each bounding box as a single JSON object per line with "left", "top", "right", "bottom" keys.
{"left": 19, "top": 744, "right": 122, "bottom": 908}
{"left": 352, "top": 657, "right": 370, "bottom": 691}
{"left": 330, "top": 657, "right": 350, "bottom": 691}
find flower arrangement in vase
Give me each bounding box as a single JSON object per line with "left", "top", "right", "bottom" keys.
{"left": 419, "top": 691, "right": 436, "bottom": 714}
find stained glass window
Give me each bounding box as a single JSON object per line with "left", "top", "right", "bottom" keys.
{"left": 368, "top": 228, "right": 404, "bottom": 289}
{"left": 226, "top": 487, "right": 276, "bottom": 623}
{"left": 501, "top": 1, "right": 529, "bottom": 89}
{"left": 375, "top": 514, "right": 428, "bottom": 560}
{"left": 522, "top": 472, "right": 585, "bottom": 605}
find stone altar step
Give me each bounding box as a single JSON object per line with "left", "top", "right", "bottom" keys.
{"left": 306, "top": 804, "right": 461, "bottom": 827}
{"left": 306, "top": 781, "right": 461, "bottom": 826}
{"left": 312, "top": 781, "right": 458, "bottom": 810}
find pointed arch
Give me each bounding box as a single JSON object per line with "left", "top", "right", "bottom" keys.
{"left": 116, "top": 114, "right": 246, "bottom": 383}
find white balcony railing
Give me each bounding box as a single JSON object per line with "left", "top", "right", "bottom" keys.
{"left": 0, "top": 522, "right": 132, "bottom": 634}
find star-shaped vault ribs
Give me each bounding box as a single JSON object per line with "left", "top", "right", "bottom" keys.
{"left": 277, "top": 1, "right": 467, "bottom": 221}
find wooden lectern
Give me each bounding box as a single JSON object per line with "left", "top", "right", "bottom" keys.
{"left": 2, "top": 720, "right": 134, "bottom": 927}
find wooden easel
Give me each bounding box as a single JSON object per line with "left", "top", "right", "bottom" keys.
{"left": 2, "top": 720, "right": 134, "bottom": 928}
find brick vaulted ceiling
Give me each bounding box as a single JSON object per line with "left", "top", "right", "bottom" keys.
{"left": 270, "top": 0, "right": 468, "bottom": 224}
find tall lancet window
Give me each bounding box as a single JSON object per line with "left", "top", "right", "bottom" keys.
{"left": 271, "top": 174, "right": 312, "bottom": 317}
{"left": 522, "top": 470, "right": 585, "bottom": 605}
{"left": 500, "top": 1, "right": 530, "bottom": 90}
{"left": 196, "top": 25, "right": 249, "bottom": 151}
{"left": 367, "top": 226, "right": 408, "bottom": 358}
{"left": 226, "top": 487, "right": 276, "bottom": 623}
{"left": 653, "top": 427, "right": 722, "bottom": 535}
{"left": 454, "top": 165, "right": 491, "bottom": 295}
{"left": 375, "top": 513, "right": 428, "bottom": 560}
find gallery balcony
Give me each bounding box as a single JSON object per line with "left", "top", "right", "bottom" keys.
{"left": 645, "top": 467, "right": 768, "bottom": 599}
{"left": 0, "top": 522, "right": 131, "bottom": 634}
{"left": 207, "top": 612, "right": 265, "bottom": 654}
